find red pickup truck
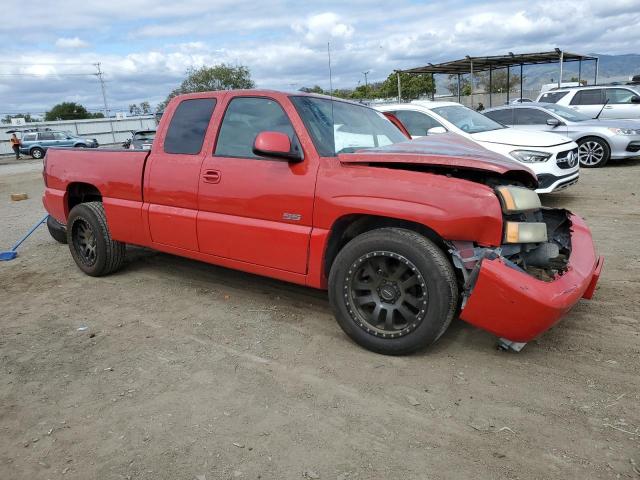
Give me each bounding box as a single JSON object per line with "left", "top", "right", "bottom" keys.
{"left": 42, "top": 90, "right": 603, "bottom": 355}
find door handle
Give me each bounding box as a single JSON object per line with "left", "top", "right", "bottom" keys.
{"left": 604, "top": 106, "right": 613, "bottom": 109}
{"left": 203, "top": 169, "right": 221, "bottom": 184}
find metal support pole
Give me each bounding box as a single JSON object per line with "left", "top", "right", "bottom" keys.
{"left": 578, "top": 58, "right": 582, "bottom": 84}
{"left": 396, "top": 71, "right": 402, "bottom": 102}
{"left": 520, "top": 64, "right": 523, "bottom": 101}
{"left": 431, "top": 73, "right": 435, "bottom": 100}
{"left": 506, "top": 66, "right": 510, "bottom": 103}
{"left": 558, "top": 50, "right": 564, "bottom": 88}
{"left": 470, "top": 60, "right": 474, "bottom": 109}
{"left": 595, "top": 58, "right": 599, "bottom": 85}
{"left": 489, "top": 66, "right": 493, "bottom": 107}
{"left": 457, "top": 73, "right": 461, "bottom": 103}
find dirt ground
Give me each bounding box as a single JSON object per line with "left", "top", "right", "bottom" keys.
{"left": 0, "top": 158, "right": 638, "bottom": 480}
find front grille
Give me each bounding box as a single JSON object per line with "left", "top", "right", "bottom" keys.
{"left": 556, "top": 147, "right": 579, "bottom": 169}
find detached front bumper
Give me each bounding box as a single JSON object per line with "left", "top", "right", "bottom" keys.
{"left": 459, "top": 214, "right": 603, "bottom": 343}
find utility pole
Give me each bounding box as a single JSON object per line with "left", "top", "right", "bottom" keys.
{"left": 94, "top": 63, "right": 109, "bottom": 117}
{"left": 94, "top": 62, "right": 116, "bottom": 144}
{"left": 362, "top": 70, "right": 370, "bottom": 98}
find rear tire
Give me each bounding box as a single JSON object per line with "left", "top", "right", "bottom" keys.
{"left": 74, "top": 144, "right": 87, "bottom": 148}
{"left": 66, "top": 202, "right": 125, "bottom": 276}
{"left": 30, "top": 147, "right": 44, "bottom": 159}
{"left": 328, "top": 228, "right": 458, "bottom": 355}
{"left": 47, "top": 215, "right": 67, "bottom": 244}
{"left": 578, "top": 137, "right": 610, "bottom": 168}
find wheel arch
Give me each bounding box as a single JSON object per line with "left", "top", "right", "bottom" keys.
{"left": 577, "top": 134, "right": 611, "bottom": 149}
{"left": 323, "top": 214, "right": 449, "bottom": 279}
{"left": 66, "top": 182, "right": 103, "bottom": 214}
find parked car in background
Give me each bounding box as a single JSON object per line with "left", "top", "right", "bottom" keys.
{"left": 375, "top": 101, "right": 579, "bottom": 193}
{"left": 128, "top": 129, "right": 156, "bottom": 150}
{"left": 536, "top": 85, "right": 640, "bottom": 119}
{"left": 483, "top": 103, "right": 640, "bottom": 168}
{"left": 510, "top": 98, "right": 533, "bottom": 104}
{"left": 19, "top": 130, "right": 98, "bottom": 159}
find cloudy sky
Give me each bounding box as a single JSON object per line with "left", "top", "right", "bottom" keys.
{"left": 1, "top": 0, "right": 639, "bottom": 115}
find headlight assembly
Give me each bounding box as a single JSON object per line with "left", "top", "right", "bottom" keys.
{"left": 495, "top": 186, "right": 542, "bottom": 213}
{"left": 607, "top": 127, "right": 640, "bottom": 136}
{"left": 510, "top": 150, "right": 552, "bottom": 163}
{"left": 504, "top": 222, "right": 548, "bottom": 244}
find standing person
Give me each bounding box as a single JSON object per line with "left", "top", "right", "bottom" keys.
{"left": 9, "top": 133, "right": 21, "bottom": 159}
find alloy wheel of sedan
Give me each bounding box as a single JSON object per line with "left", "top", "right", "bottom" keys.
{"left": 577, "top": 138, "right": 610, "bottom": 167}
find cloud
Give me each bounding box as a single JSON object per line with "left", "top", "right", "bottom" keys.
{"left": 55, "top": 37, "right": 89, "bottom": 49}
{"left": 0, "top": 0, "right": 639, "bottom": 115}
{"left": 292, "top": 12, "right": 355, "bottom": 46}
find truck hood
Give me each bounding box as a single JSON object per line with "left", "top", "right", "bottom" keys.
{"left": 339, "top": 132, "right": 538, "bottom": 188}
{"left": 471, "top": 127, "right": 572, "bottom": 147}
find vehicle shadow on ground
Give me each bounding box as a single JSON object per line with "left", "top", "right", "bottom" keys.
{"left": 118, "top": 246, "right": 496, "bottom": 357}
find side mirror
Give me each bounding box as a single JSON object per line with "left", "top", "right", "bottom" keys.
{"left": 253, "top": 131, "right": 303, "bottom": 162}
{"left": 631, "top": 95, "right": 640, "bottom": 104}
{"left": 546, "top": 118, "right": 562, "bottom": 127}
{"left": 426, "top": 126, "right": 447, "bottom": 135}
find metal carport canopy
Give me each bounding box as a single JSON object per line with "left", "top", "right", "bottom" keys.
{"left": 399, "top": 51, "right": 598, "bottom": 74}
{"left": 397, "top": 50, "right": 599, "bottom": 107}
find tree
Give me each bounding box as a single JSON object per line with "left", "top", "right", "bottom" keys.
{"left": 159, "top": 64, "right": 255, "bottom": 111}
{"left": 446, "top": 74, "right": 472, "bottom": 96}
{"left": 299, "top": 85, "right": 325, "bottom": 94}
{"left": 378, "top": 72, "right": 435, "bottom": 101}
{"left": 2, "top": 113, "right": 33, "bottom": 124}
{"left": 140, "top": 101, "right": 151, "bottom": 114}
{"left": 477, "top": 70, "right": 522, "bottom": 93}
{"left": 45, "top": 102, "right": 92, "bottom": 121}
{"left": 129, "top": 104, "right": 141, "bottom": 116}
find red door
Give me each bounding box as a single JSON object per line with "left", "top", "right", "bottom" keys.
{"left": 145, "top": 97, "right": 218, "bottom": 251}
{"left": 197, "top": 95, "right": 318, "bottom": 274}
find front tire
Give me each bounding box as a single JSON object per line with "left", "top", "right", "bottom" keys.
{"left": 328, "top": 228, "right": 458, "bottom": 355}
{"left": 47, "top": 215, "right": 67, "bottom": 244}
{"left": 66, "top": 202, "right": 125, "bottom": 276}
{"left": 30, "top": 147, "right": 44, "bottom": 159}
{"left": 578, "top": 137, "right": 610, "bottom": 168}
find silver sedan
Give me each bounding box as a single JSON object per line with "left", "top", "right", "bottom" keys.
{"left": 483, "top": 103, "right": 640, "bottom": 167}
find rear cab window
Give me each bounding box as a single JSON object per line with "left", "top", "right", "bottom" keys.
{"left": 164, "top": 98, "right": 217, "bottom": 154}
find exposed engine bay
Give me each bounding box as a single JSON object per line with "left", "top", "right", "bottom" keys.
{"left": 450, "top": 208, "right": 573, "bottom": 304}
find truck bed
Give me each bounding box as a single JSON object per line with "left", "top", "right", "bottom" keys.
{"left": 45, "top": 148, "right": 150, "bottom": 205}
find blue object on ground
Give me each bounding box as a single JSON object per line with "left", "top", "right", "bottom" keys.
{"left": 0, "top": 214, "right": 49, "bottom": 261}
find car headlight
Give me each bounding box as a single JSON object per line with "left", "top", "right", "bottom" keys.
{"left": 504, "top": 222, "right": 548, "bottom": 243}
{"left": 607, "top": 127, "right": 640, "bottom": 136}
{"left": 495, "top": 186, "right": 542, "bottom": 213}
{"left": 510, "top": 150, "right": 552, "bottom": 163}
{"left": 85, "top": 138, "right": 95, "bottom": 143}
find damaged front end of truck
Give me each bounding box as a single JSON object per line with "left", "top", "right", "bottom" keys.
{"left": 449, "top": 186, "right": 603, "bottom": 351}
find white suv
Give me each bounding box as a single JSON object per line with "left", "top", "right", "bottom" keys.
{"left": 536, "top": 85, "right": 640, "bottom": 119}
{"left": 376, "top": 101, "right": 579, "bottom": 194}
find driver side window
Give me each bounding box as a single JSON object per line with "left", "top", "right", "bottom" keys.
{"left": 393, "top": 110, "right": 444, "bottom": 136}
{"left": 215, "top": 97, "right": 298, "bottom": 159}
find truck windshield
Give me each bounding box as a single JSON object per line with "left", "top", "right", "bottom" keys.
{"left": 431, "top": 105, "right": 505, "bottom": 133}
{"left": 290, "top": 96, "right": 407, "bottom": 156}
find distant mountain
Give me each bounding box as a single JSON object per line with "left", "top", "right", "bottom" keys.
{"left": 521, "top": 53, "right": 640, "bottom": 87}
